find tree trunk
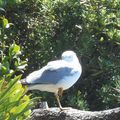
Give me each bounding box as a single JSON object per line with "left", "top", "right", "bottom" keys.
{"left": 29, "top": 107, "right": 120, "bottom": 120}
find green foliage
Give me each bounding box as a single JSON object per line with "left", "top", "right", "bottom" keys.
{"left": 0, "top": 43, "right": 31, "bottom": 120}
{"left": 0, "top": 76, "right": 31, "bottom": 120}
{"left": 79, "top": 0, "right": 120, "bottom": 110}
{"left": 0, "top": 15, "right": 31, "bottom": 119}
{"left": 81, "top": 0, "right": 120, "bottom": 42}
{"left": 0, "top": 0, "right": 22, "bottom": 7}
{"left": 1, "top": 0, "right": 120, "bottom": 111}
{"left": 65, "top": 90, "right": 89, "bottom": 110}
{"left": 98, "top": 74, "right": 120, "bottom": 109}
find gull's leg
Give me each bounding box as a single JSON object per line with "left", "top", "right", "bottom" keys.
{"left": 58, "top": 87, "right": 63, "bottom": 98}
{"left": 55, "top": 88, "right": 70, "bottom": 111}
{"left": 54, "top": 92, "right": 63, "bottom": 110}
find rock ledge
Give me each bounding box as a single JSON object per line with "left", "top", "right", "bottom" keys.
{"left": 29, "top": 107, "right": 120, "bottom": 120}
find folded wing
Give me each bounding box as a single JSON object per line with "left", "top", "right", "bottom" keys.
{"left": 26, "top": 60, "right": 74, "bottom": 85}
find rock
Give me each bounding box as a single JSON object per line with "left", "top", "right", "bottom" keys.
{"left": 29, "top": 107, "right": 120, "bottom": 120}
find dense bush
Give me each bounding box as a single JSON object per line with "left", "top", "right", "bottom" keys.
{"left": 0, "top": 16, "right": 32, "bottom": 119}
{"left": 0, "top": 43, "right": 32, "bottom": 119}
{"left": 0, "top": 0, "right": 119, "bottom": 111}
{"left": 79, "top": 0, "right": 120, "bottom": 110}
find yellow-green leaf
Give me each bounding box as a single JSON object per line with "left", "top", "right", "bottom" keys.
{"left": 2, "top": 18, "right": 8, "bottom": 28}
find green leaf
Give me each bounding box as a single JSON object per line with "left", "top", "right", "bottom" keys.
{"left": 100, "top": 37, "right": 104, "bottom": 42}
{"left": 0, "top": 75, "right": 22, "bottom": 101}
{"left": 1, "top": 65, "right": 7, "bottom": 73}
{"left": 2, "top": 18, "right": 8, "bottom": 28}
{"left": 9, "top": 43, "right": 20, "bottom": 57}
{"left": 0, "top": 79, "right": 4, "bottom": 91}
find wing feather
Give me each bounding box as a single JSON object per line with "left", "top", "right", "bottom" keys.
{"left": 26, "top": 60, "right": 73, "bottom": 84}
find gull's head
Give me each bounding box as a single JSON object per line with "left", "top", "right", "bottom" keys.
{"left": 61, "top": 51, "right": 78, "bottom": 62}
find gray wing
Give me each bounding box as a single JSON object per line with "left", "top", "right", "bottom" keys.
{"left": 26, "top": 64, "right": 73, "bottom": 85}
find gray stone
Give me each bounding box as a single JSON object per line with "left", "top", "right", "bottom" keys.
{"left": 29, "top": 107, "right": 120, "bottom": 120}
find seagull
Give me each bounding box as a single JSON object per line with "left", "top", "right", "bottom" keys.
{"left": 21, "top": 51, "right": 82, "bottom": 110}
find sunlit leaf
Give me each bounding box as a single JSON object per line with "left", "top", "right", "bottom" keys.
{"left": 2, "top": 18, "right": 8, "bottom": 28}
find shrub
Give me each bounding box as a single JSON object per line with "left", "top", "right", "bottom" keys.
{"left": 2, "top": 0, "right": 120, "bottom": 110}
{"left": 79, "top": 0, "right": 120, "bottom": 110}
{"left": 0, "top": 16, "right": 32, "bottom": 119}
